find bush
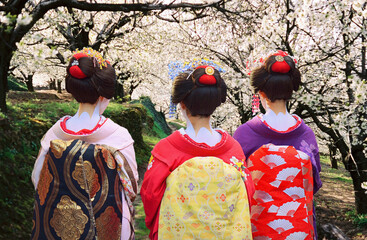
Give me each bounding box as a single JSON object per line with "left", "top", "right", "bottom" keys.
{"left": 0, "top": 98, "right": 164, "bottom": 239}
{"left": 347, "top": 210, "right": 367, "bottom": 229}
{"left": 8, "top": 75, "right": 27, "bottom": 91}
{"left": 133, "top": 96, "right": 171, "bottom": 138}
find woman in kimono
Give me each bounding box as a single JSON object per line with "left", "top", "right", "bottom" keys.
{"left": 31, "top": 48, "right": 138, "bottom": 240}
{"left": 233, "top": 51, "right": 322, "bottom": 240}
{"left": 141, "top": 65, "right": 255, "bottom": 240}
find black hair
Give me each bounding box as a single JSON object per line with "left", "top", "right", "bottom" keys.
{"left": 65, "top": 56, "right": 116, "bottom": 104}
{"left": 172, "top": 67, "right": 227, "bottom": 117}
{"left": 250, "top": 54, "right": 301, "bottom": 102}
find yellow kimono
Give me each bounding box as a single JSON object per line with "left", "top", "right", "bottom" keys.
{"left": 159, "top": 156, "right": 252, "bottom": 240}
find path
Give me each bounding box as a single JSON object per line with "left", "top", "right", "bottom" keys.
{"left": 316, "top": 160, "right": 367, "bottom": 239}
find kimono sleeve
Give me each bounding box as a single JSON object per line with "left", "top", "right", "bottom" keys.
{"left": 116, "top": 144, "right": 138, "bottom": 190}
{"left": 233, "top": 123, "right": 260, "bottom": 159}
{"left": 302, "top": 129, "right": 322, "bottom": 194}
{"left": 140, "top": 155, "right": 171, "bottom": 240}
{"left": 32, "top": 128, "right": 56, "bottom": 189}
{"left": 311, "top": 145, "right": 322, "bottom": 194}
{"left": 32, "top": 146, "right": 48, "bottom": 189}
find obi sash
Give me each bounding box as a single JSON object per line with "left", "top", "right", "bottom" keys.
{"left": 158, "top": 156, "right": 252, "bottom": 239}
{"left": 31, "top": 139, "right": 137, "bottom": 240}
{"left": 248, "top": 144, "right": 314, "bottom": 240}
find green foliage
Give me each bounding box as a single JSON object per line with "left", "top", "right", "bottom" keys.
{"left": 0, "top": 101, "right": 79, "bottom": 239}
{"left": 143, "top": 134, "right": 162, "bottom": 146}
{"left": 134, "top": 200, "right": 150, "bottom": 239}
{"left": 133, "top": 96, "right": 171, "bottom": 138}
{"left": 346, "top": 210, "right": 367, "bottom": 228}
{"left": 105, "top": 102, "right": 147, "bottom": 149}
{"left": 7, "top": 75, "right": 27, "bottom": 91}
{"left": 0, "top": 97, "right": 168, "bottom": 239}
{"left": 167, "top": 119, "right": 186, "bottom": 130}
{"left": 319, "top": 155, "right": 352, "bottom": 184}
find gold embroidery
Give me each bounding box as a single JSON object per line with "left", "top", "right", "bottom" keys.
{"left": 114, "top": 175, "right": 122, "bottom": 213}
{"left": 50, "top": 195, "right": 88, "bottom": 240}
{"left": 98, "top": 146, "right": 116, "bottom": 169}
{"left": 37, "top": 154, "right": 53, "bottom": 205}
{"left": 32, "top": 202, "right": 40, "bottom": 240}
{"left": 64, "top": 141, "right": 89, "bottom": 203}
{"left": 43, "top": 150, "right": 60, "bottom": 240}
{"left": 93, "top": 147, "right": 109, "bottom": 213}
{"left": 96, "top": 206, "right": 122, "bottom": 240}
{"left": 50, "top": 140, "right": 72, "bottom": 159}
{"left": 72, "top": 160, "right": 100, "bottom": 198}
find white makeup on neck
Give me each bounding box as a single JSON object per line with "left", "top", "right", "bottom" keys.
{"left": 179, "top": 104, "right": 222, "bottom": 147}
{"left": 262, "top": 108, "right": 297, "bottom": 131}
{"left": 65, "top": 97, "right": 109, "bottom": 133}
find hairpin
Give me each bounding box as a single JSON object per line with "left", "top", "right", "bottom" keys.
{"left": 167, "top": 59, "right": 225, "bottom": 118}
{"left": 69, "top": 53, "right": 88, "bottom": 79}
{"left": 271, "top": 50, "right": 291, "bottom": 73}
{"left": 196, "top": 65, "right": 216, "bottom": 85}
{"left": 72, "top": 47, "right": 109, "bottom": 69}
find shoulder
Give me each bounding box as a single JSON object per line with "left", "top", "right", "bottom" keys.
{"left": 149, "top": 131, "right": 183, "bottom": 168}
{"left": 40, "top": 116, "right": 68, "bottom": 149}
{"left": 101, "top": 118, "right": 134, "bottom": 149}
{"left": 225, "top": 133, "right": 246, "bottom": 156}
{"left": 233, "top": 117, "right": 260, "bottom": 141}
{"left": 235, "top": 117, "right": 260, "bottom": 133}
{"left": 298, "top": 120, "right": 317, "bottom": 138}
{"left": 152, "top": 131, "right": 180, "bottom": 156}
{"left": 108, "top": 119, "right": 132, "bottom": 137}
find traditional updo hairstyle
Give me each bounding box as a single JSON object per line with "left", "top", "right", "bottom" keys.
{"left": 172, "top": 65, "right": 227, "bottom": 117}
{"left": 65, "top": 49, "right": 116, "bottom": 104}
{"left": 251, "top": 51, "right": 301, "bottom": 102}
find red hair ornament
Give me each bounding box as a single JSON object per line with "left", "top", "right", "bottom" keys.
{"left": 196, "top": 66, "right": 216, "bottom": 85}
{"left": 271, "top": 50, "right": 292, "bottom": 74}
{"left": 69, "top": 53, "right": 89, "bottom": 79}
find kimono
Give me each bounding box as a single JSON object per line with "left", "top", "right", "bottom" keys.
{"left": 141, "top": 130, "right": 255, "bottom": 240}
{"left": 31, "top": 116, "right": 138, "bottom": 240}
{"left": 233, "top": 115, "right": 322, "bottom": 239}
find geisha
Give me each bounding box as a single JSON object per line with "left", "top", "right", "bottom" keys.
{"left": 31, "top": 48, "right": 138, "bottom": 240}
{"left": 234, "top": 51, "right": 322, "bottom": 240}
{"left": 141, "top": 65, "right": 255, "bottom": 240}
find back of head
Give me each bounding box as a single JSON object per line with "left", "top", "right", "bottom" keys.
{"left": 171, "top": 66, "right": 227, "bottom": 117}
{"left": 250, "top": 51, "right": 301, "bottom": 102}
{"left": 66, "top": 48, "right": 116, "bottom": 104}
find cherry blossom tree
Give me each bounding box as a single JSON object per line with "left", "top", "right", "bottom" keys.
{"left": 121, "top": 0, "right": 367, "bottom": 214}
{"left": 0, "top": 0, "right": 225, "bottom": 112}
{"left": 4, "top": 0, "right": 367, "bottom": 214}
{"left": 170, "top": 0, "right": 367, "bottom": 214}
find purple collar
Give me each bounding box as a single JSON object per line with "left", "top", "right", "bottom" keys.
{"left": 246, "top": 116, "right": 307, "bottom": 139}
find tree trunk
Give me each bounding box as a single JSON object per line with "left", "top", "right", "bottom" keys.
{"left": 26, "top": 74, "right": 34, "bottom": 92}
{"left": 329, "top": 143, "right": 338, "bottom": 169}
{"left": 0, "top": 49, "right": 12, "bottom": 113}
{"left": 0, "top": 66, "right": 7, "bottom": 113}
{"left": 115, "top": 80, "right": 124, "bottom": 101}
{"left": 49, "top": 79, "right": 56, "bottom": 90}
{"left": 57, "top": 80, "right": 62, "bottom": 93}
{"left": 348, "top": 149, "right": 367, "bottom": 214}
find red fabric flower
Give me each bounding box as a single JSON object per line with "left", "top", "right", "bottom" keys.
{"left": 196, "top": 65, "right": 216, "bottom": 85}
{"left": 69, "top": 53, "right": 89, "bottom": 79}
{"left": 271, "top": 50, "right": 291, "bottom": 73}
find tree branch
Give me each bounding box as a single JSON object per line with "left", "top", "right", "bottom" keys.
{"left": 10, "top": 0, "right": 224, "bottom": 48}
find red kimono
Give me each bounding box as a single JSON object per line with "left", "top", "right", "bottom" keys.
{"left": 140, "top": 130, "right": 255, "bottom": 240}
